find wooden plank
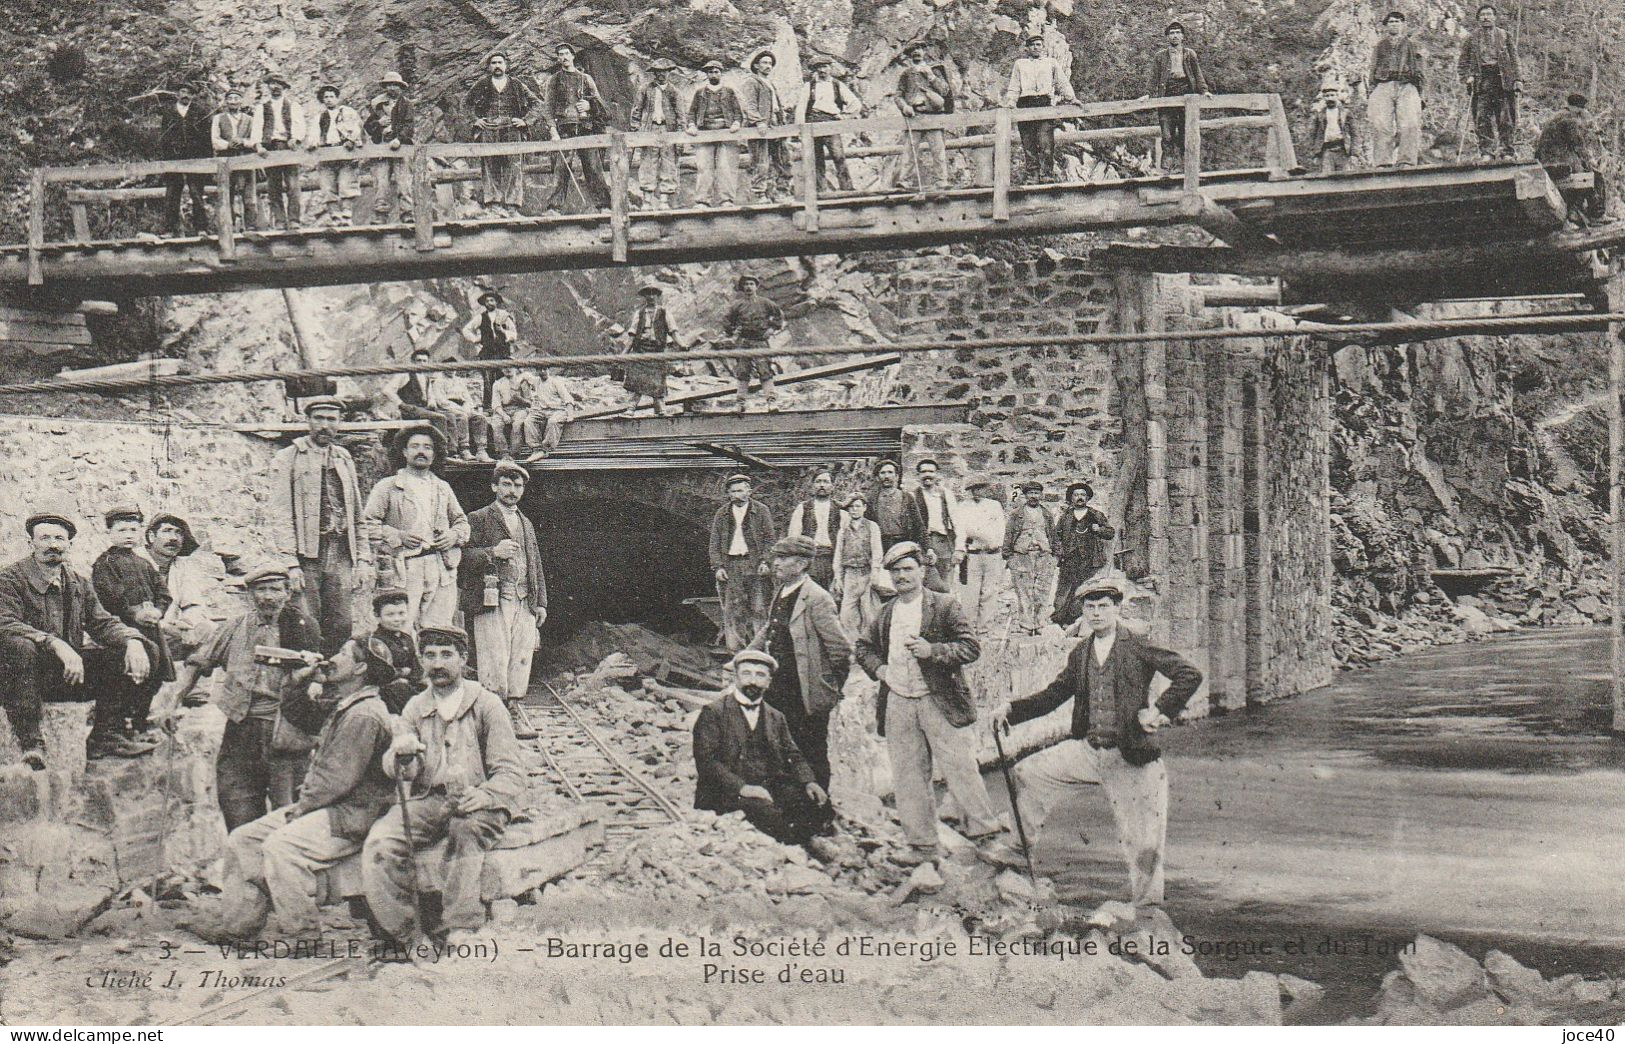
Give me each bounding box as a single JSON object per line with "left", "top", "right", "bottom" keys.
{"left": 0, "top": 320, "right": 93, "bottom": 345}
{"left": 70, "top": 202, "right": 91, "bottom": 244}
{"left": 411, "top": 147, "right": 435, "bottom": 252}
{"left": 607, "top": 130, "right": 630, "bottom": 263}
{"left": 214, "top": 161, "right": 235, "bottom": 261}
{"left": 992, "top": 107, "right": 1012, "bottom": 222}
{"left": 571, "top": 354, "right": 906, "bottom": 421}
{"left": 799, "top": 122, "right": 819, "bottom": 234}
{"left": 1267, "top": 94, "right": 1297, "bottom": 176}
{"left": 27, "top": 169, "right": 45, "bottom": 286}
{"left": 1513, "top": 165, "right": 1567, "bottom": 232}
{"left": 0, "top": 306, "right": 87, "bottom": 326}
{"left": 1182, "top": 96, "right": 1202, "bottom": 193}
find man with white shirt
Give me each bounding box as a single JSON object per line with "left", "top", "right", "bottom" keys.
{"left": 522, "top": 365, "right": 578, "bottom": 461}
{"left": 1002, "top": 34, "right": 1077, "bottom": 183}
{"left": 253, "top": 72, "right": 305, "bottom": 231}
{"left": 460, "top": 459, "right": 547, "bottom": 740}
{"left": 795, "top": 57, "right": 862, "bottom": 192}
{"left": 855, "top": 542, "right": 1007, "bottom": 871}
{"left": 1004, "top": 479, "right": 1059, "bottom": 635}
{"left": 211, "top": 87, "right": 260, "bottom": 232}
{"left": 139, "top": 513, "right": 214, "bottom": 659}
{"left": 990, "top": 582, "right": 1203, "bottom": 908}
{"left": 692, "top": 649, "right": 829, "bottom": 847}
{"left": 707, "top": 474, "right": 776, "bottom": 651}
{"left": 956, "top": 477, "right": 1007, "bottom": 633}
{"left": 786, "top": 469, "right": 839, "bottom": 589}
{"left": 362, "top": 426, "right": 470, "bottom": 630}
{"left": 422, "top": 356, "right": 490, "bottom": 462}
{"left": 305, "top": 85, "right": 364, "bottom": 225}
{"left": 904, "top": 458, "right": 963, "bottom": 594}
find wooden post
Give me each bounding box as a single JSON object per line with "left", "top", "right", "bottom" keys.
{"left": 992, "top": 108, "right": 1012, "bottom": 222}
{"left": 214, "top": 160, "right": 236, "bottom": 261}
{"left": 411, "top": 146, "right": 435, "bottom": 252}
{"left": 1611, "top": 269, "right": 1625, "bottom": 734}
{"left": 70, "top": 201, "right": 91, "bottom": 244}
{"left": 1183, "top": 96, "right": 1202, "bottom": 193}
{"left": 800, "top": 123, "right": 819, "bottom": 233}
{"left": 608, "top": 130, "right": 630, "bottom": 263}
{"left": 1266, "top": 93, "right": 1298, "bottom": 178}
{"left": 26, "top": 169, "right": 45, "bottom": 285}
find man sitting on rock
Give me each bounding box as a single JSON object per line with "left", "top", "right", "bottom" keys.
{"left": 365, "top": 625, "right": 524, "bottom": 948}
{"left": 193, "top": 638, "right": 396, "bottom": 944}
{"left": 692, "top": 649, "right": 829, "bottom": 848}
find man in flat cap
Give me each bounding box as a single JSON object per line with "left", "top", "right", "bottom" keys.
{"left": 368, "top": 624, "right": 524, "bottom": 948}
{"left": 141, "top": 513, "right": 213, "bottom": 661}
{"left": 630, "top": 58, "right": 685, "bottom": 210}
{"left": 1143, "top": 22, "right": 1210, "bottom": 173}
{"left": 786, "top": 468, "right": 840, "bottom": 590}
{"left": 1003, "top": 479, "right": 1056, "bottom": 635}
{"left": 461, "top": 458, "right": 547, "bottom": 739}
{"left": 1052, "top": 480, "right": 1115, "bottom": 625}
{"left": 91, "top": 505, "right": 172, "bottom": 742}
{"left": 168, "top": 564, "right": 320, "bottom": 830}
{"left": 991, "top": 581, "right": 1203, "bottom": 908}
{"left": 687, "top": 59, "right": 745, "bottom": 208}
{"left": 722, "top": 273, "right": 785, "bottom": 412}
{"left": 306, "top": 84, "right": 364, "bottom": 225}
{"left": 254, "top": 71, "right": 305, "bottom": 230}
{"left": 0, "top": 505, "right": 156, "bottom": 768}
{"left": 957, "top": 476, "right": 1008, "bottom": 633}
{"left": 1368, "top": 11, "right": 1426, "bottom": 167}
{"left": 364, "top": 424, "right": 470, "bottom": 630}
{"left": 856, "top": 542, "right": 1007, "bottom": 870}
{"left": 693, "top": 649, "right": 830, "bottom": 846}
{"left": 1003, "top": 33, "right": 1077, "bottom": 183}
{"left": 211, "top": 86, "right": 260, "bottom": 231}
{"left": 468, "top": 52, "right": 545, "bottom": 211}
{"left": 542, "top": 42, "right": 612, "bottom": 214}
{"left": 708, "top": 474, "right": 776, "bottom": 651}
{"left": 271, "top": 396, "right": 365, "bottom": 656}
{"left": 794, "top": 56, "right": 862, "bottom": 192}
{"left": 747, "top": 535, "right": 850, "bottom": 797}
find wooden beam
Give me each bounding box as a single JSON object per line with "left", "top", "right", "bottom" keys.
{"left": 214, "top": 161, "right": 235, "bottom": 262}
{"left": 691, "top": 441, "right": 780, "bottom": 469}
{"left": 1199, "top": 283, "right": 1281, "bottom": 307}
{"left": 608, "top": 130, "right": 630, "bottom": 263}
{"left": 1513, "top": 165, "right": 1567, "bottom": 232}
{"left": 571, "top": 352, "right": 903, "bottom": 421}
{"left": 992, "top": 107, "right": 1012, "bottom": 222}
{"left": 0, "top": 320, "right": 92, "bottom": 345}
{"left": 1267, "top": 94, "right": 1297, "bottom": 177}
{"left": 0, "top": 305, "right": 87, "bottom": 326}
{"left": 799, "top": 123, "right": 819, "bottom": 234}
{"left": 27, "top": 169, "right": 45, "bottom": 286}
{"left": 1189, "top": 197, "right": 1276, "bottom": 253}
{"left": 1183, "top": 96, "right": 1202, "bottom": 192}
{"left": 411, "top": 147, "right": 435, "bottom": 252}
{"left": 70, "top": 202, "right": 91, "bottom": 244}
{"left": 53, "top": 357, "right": 183, "bottom": 385}
{"left": 1612, "top": 269, "right": 1625, "bottom": 734}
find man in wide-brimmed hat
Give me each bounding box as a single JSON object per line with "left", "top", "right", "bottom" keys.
{"left": 306, "top": 83, "right": 364, "bottom": 224}
{"left": 363, "top": 72, "right": 416, "bottom": 224}
{"left": 253, "top": 70, "right": 305, "bottom": 229}
{"left": 542, "top": 42, "right": 612, "bottom": 214}
{"left": 363, "top": 424, "right": 470, "bottom": 629}
{"left": 794, "top": 55, "right": 862, "bottom": 191}
{"left": 722, "top": 273, "right": 785, "bottom": 412}
{"left": 1052, "top": 479, "right": 1114, "bottom": 625}
{"left": 619, "top": 281, "right": 677, "bottom": 416}
{"left": 141, "top": 512, "right": 213, "bottom": 657}
{"left": 461, "top": 286, "right": 518, "bottom": 414}
{"left": 630, "top": 57, "right": 685, "bottom": 209}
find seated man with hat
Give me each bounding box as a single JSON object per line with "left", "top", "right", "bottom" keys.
{"left": 991, "top": 580, "right": 1203, "bottom": 908}
{"left": 855, "top": 541, "right": 1008, "bottom": 871}
{"left": 140, "top": 512, "right": 213, "bottom": 661}
{"left": 91, "top": 503, "right": 174, "bottom": 743}
{"left": 368, "top": 625, "right": 525, "bottom": 948}
{"left": 722, "top": 273, "right": 785, "bottom": 412}
{"left": 167, "top": 563, "right": 321, "bottom": 831}
{"left": 693, "top": 648, "right": 830, "bottom": 847}
{"left": 0, "top": 503, "right": 156, "bottom": 768}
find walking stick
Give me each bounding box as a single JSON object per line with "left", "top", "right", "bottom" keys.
{"left": 992, "top": 720, "right": 1039, "bottom": 887}
{"left": 152, "top": 721, "right": 179, "bottom": 905}
{"left": 392, "top": 755, "right": 429, "bottom": 940}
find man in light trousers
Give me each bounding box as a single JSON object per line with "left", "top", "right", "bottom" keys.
{"left": 461, "top": 459, "right": 547, "bottom": 741}
{"left": 956, "top": 476, "right": 1007, "bottom": 633}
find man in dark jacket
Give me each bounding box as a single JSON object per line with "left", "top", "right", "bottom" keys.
{"left": 541, "top": 43, "right": 611, "bottom": 214}
{"left": 460, "top": 459, "right": 547, "bottom": 739}
{"left": 1368, "top": 10, "right": 1426, "bottom": 167}
{"left": 709, "top": 473, "right": 776, "bottom": 651}
{"left": 197, "top": 638, "right": 396, "bottom": 943}
{"left": 722, "top": 274, "right": 785, "bottom": 412}
{"left": 365, "top": 72, "right": 416, "bottom": 224}
{"left": 1537, "top": 93, "right": 1607, "bottom": 224}
{"left": 363, "top": 587, "right": 421, "bottom": 714}
{"left": 856, "top": 542, "right": 1007, "bottom": 870}
{"left": 896, "top": 43, "right": 953, "bottom": 190}
{"left": 0, "top": 504, "right": 155, "bottom": 768}
{"left": 991, "top": 582, "right": 1203, "bottom": 907}
{"left": 91, "top": 504, "right": 173, "bottom": 742}
{"left": 692, "top": 649, "right": 828, "bottom": 846}
{"left": 1311, "top": 85, "right": 1357, "bottom": 173}
{"left": 1144, "top": 21, "right": 1210, "bottom": 172}
{"left": 158, "top": 81, "right": 213, "bottom": 235}
{"left": 1459, "top": 4, "right": 1520, "bottom": 160}
{"left": 1051, "top": 480, "right": 1115, "bottom": 622}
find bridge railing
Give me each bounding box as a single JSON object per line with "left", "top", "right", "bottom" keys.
{"left": 24, "top": 92, "right": 1294, "bottom": 283}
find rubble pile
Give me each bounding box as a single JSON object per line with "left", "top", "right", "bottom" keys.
{"left": 1364, "top": 935, "right": 1625, "bottom": 1025}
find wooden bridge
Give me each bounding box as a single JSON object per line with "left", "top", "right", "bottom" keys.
{"left": 0, "top": 93, "right": 1600, "bottom": 304}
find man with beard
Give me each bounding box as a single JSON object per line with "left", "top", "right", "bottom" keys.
{"left": 363, "top": 425, "right": 470, "bottom": 630}
{"left": 368, "top": 625, "right": 524, "bottom": 948}
{"left": 169, "top": 565, "right": 320, "bottom": 830}
{"left": 786, "top": 469, "right": 839, "bottom": 590}
{"left": 542, "top": 43, "right": 612, "bottom": 214}
{"left": 271, "top": 397, "right": 365, "bottom": 655}
{"left": 0, "top": 503, "right": 154, "bottom": 768}
{"left": 193, "top": 639, "right": 395, "bottom": 945}
{"left": 741, "top": 50, "right": 791, "bottom": 203}
{"left": 747, "top": 536, "right": 849, "bottom": 801}
{"left": 211, "top": 86, "right": 260, "bottom": 231}
{"left": 687, "top": 59, "right": 745, "bottom": 208}
{"left": 467, "top": 52, "right": 544, "bottom": 210}
{"left": 1052, "top": 480, "right": 1114, "bottom": 624}
{"left": 140, "top": 513, "right": 213, "bottom": 659}
{"left": 461, "top": 459, "right": 547, "bottom": 740}
{"left": 692, "top": 649, "right": 829, "bottom": 847}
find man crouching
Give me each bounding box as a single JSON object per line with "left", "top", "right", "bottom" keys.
{"left": 365, "top": 625, "right": 523, "bottom": 948}
{"left": 192, "top": 639, "right": 395, "bottom": 944}
{"left": 693, "top": 648, "right": 830, "bottom": 847}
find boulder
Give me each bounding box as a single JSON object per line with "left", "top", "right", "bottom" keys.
{"left": 3, "top": 883, "right": 113, "bottom": 939}
{"left": 1398, "top": 935, "right": 1489, "bottom": 1011}
{"left": 1484, "top": 948, "right": 1546, "bottom": 1006}
{"left": 1277, "top": 973, "right": 1326, "bottom": 1020}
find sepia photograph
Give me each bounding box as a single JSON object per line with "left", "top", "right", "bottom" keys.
{"left": 0, "top": 0, "right": 1622, "bottom": 1030}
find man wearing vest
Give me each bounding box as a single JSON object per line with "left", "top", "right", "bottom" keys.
{"left": 905, "top": 458, "right": 963, "bottom": 594}
{"left": 269, "top": 397, "right": 365, "bottom": 656}
{"left": 896, "top": 43, "right": 953, "bottom": 191}
{"left": 469, "top": 52, "right": 545, "bottom": 211}
{"left": 707, "top": 474, "right": 776, "bottom": 651}
{"left": 306, "top": 84, "right": 364, "bottom": 225}
{"left": 687, "top": 59, "right": 745, "bottom": 207}
{"left": 1003, "top": 480, "right": 1057, "bottom": 635}
{"left": 795, "top": 57, "right": 862, "bottom": 192}
{"left": 461, "top": 459, "right": 548, "bottom": 741}
{"left": 211, "top": 86, "right": 260, "bottom": 232}
{"left": 461, "top": 289, "right": 518, "bottom": 411}
{"left": 542, "top": 43, "right": 612, "bottom": 214}
{"left": 692, "top": 649, "right": 829, "bottom": 847}
{"left": 747, "top": 536, "right": 849, "bottom": 799}
{"left": 1003, "top": 34, "right": 1078, "bottom": 183}
{"left": 869, "top": 460, "right": 914, "bottom": 551}
{"left": 786, "top": 468, "right": 839, "bottom": 590}
{"left": 1368, "top": 10, "right": 1426, "bottom": 167}
{"left": 630, "top": 58, "right": 685, "bottom": 210}
{"left": 158, "top": 81, "right": 213, "bottom": 235}
{"left": 991, "top": 582, "right": 1203, "bottom": 908}
{"left": 252, "top": 72, "right": 305, "bottom": 231}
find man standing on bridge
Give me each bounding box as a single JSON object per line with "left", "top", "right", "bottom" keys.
{"left": 468, "top": 52, "right": 544, "bottom": 212}
{"left": 989, "top": 581, "right": 1203, "bottom": 908}
{"left": 364, "top": 425, "right": 470, "bottom": 630}
{"left": 688, "top": 60, "right": 745, "bottom": 208}
{"left": 1144, "top": 22, "right": 1209, "bottom": 174}
{"left": 461, "top": 459, "right": 547, "bottom": 741}
{"left": 365, "top": 72, "right": 415, "bottom": 225}
{"left": 1368, "top": 11, "right": 1426, "bottom": 168}
{"left": 896, "top": 43, "right": 953, "bottom": 193}
{"left": 630, "top": 58, "right": 685, "bottom": 210}
{"left": 722, "top": 274, "right": 785, "bottom": 412}
{"left": 1004, "top": 34, "right": 1077, "bottom": 183}
{"left": 1459, "top": 4, "right": 1520, "bottom": 161}
{"left": 157, "top": 80, "right": 213, "bottom": 236}
{"left": 211, "top": 86, "right": 260, "bottom": 232}
{"left": 709, "top": 474, "right": 776, "bottom": 651}
{"left": 542, "top": 43, "right": 612, "bottom": 214}
{"left": 305, "top": 84, "right": 365, "bottom": 226}
{"left": 253, "top": 71, "right": 305, "bottom": 231}
{"left": 795, "top": 57, "right": 862, "bottom": 193}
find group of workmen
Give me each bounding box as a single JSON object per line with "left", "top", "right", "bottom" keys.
{"left": 695, "top": 459, "right": 1203, "bottom": 902}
